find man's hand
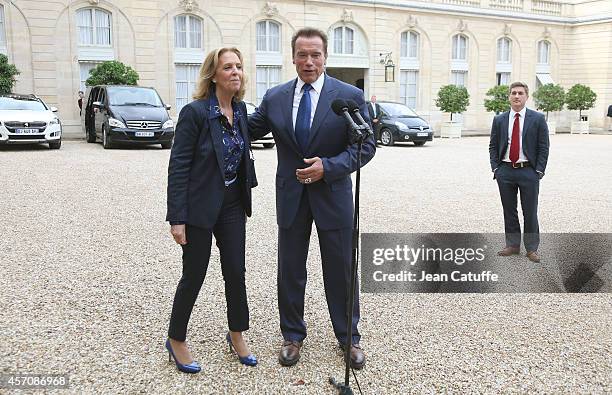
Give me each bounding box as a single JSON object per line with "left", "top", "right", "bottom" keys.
{"left": 171, "top": 224, "right": 187, "bottom": 245}
{"left": 296, "top": 157, "right": 324, "bottom": 184}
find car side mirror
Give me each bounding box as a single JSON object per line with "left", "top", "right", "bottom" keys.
{"left": 165, "top": 105, "right": 171, "bottom": 110}
{"left": 50, "top": 107, "right": 58, "bottom": 112}
{"left": 92, "top": 101, "right": 103, "bottom": 109}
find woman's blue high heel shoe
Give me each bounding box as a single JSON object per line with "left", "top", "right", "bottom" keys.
{"left": 226, "top": 332, "right": 257, "bottom": 367}
{"left": 165, "top": 339, "right": 201, "bottom": 373}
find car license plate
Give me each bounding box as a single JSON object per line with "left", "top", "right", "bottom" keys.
{"left": 135, "top": 131, "right": 154, "bottom": 137}
{"left": 417, "top": 132, "right": 428, "bottom": 137}
{"left": 15, "top": 128, "right": 39, "bottom": 134}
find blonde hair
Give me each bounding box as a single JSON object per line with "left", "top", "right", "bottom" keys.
{"left": 192, "top": 47, "right": 247, "bottom": 101}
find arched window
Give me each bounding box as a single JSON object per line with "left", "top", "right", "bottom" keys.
{"left": 400, "top": 31, "right": 419, "bottom": 59}
{"left": 497, "top": 37, "right": 512, "bottom": 63}
{"left": 537, "top": 40, "right": 550, "bottom": 64}
{"left": 76, "top": 8, "right": 111, "bottom": 46}
{"left": 451, "top": 34, "right": 468, "bottom": 60}
{"left": 333, "top": 26, "right": 354, "bottom": 54}
{"left": 256, "top": 20, "right": 280, "bottom": 52}
{"left": 174, "top": 15, "right": 203, "bottom": 49}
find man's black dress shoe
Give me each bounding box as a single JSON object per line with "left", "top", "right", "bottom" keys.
{"left": 339, "top": 343, "right": 366, "bottom": 370}
{"left": 279, "top": 340, "right": 302, "bottom": 366}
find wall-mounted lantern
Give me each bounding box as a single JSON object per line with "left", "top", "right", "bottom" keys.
{"left": 379, "top": 52, "right": 395, "bottom": 82}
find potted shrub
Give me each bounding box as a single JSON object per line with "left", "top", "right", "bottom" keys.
{"left": 85, "top": 60, "right": 139, "bottom": 86}
{"left": 436, "top": 84, "right": 469, "bottom": 138}
{"left": 0, "top": 54, "right": 20, "bottom": 94}
{"left": 532, "top": 83, "right": 565, "bottom": 135}
{"left": 484, "top": 85, "right": 510, "bottom": 114}
{"left": 566, "top": 84, "right": 597, "bottom": 134}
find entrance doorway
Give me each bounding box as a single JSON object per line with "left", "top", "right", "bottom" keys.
{"left": 326, "top": 68, "right": 366, "bottom": 92}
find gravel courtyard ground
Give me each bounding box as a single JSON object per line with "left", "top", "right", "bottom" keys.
{"left": 1, "top": 135, "right": 611, "bottom": 394}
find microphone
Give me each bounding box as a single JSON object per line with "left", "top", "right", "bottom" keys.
{"left": 346, "top": 99, "right": 373, "bottom": 136}
{"left": 332, "top": 98, "right": 368, "bottom": 143}
{"left": 331, "top": 98, "right": 361, "bottom": 131}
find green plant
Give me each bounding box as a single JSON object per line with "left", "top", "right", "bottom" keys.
{"left": 484, "top": 85, "right": 510, "bottom": 114}
{"left": 0, "top": 54, "right": 20, "bottom": 94}
{"left": 435, "top": 84, "right": 469, "bottom": 121}
{"left": 565, "top": 84, "right": 596, "bottom": 120}
{"left": 85, "top": 61, "right": 139, "bottom": 86}
{"left": 533, "top": 84, "right": 565, "bottom": 121}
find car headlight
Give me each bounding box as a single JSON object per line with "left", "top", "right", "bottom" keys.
{"left": 162, "top": 119, "right": 174, "bottom": 129}
{"left": 108, "top": 118, "right": 126, "bottom": 128}
{"left": 49, "top": 118, "right": 60, "bottom": 125}
{"left": 394, "top": 121, "right": 408, "bottom": 131}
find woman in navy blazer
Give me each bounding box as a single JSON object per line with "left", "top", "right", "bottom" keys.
{"left": 165, "top": 47, "right": 258, "bottom": 373}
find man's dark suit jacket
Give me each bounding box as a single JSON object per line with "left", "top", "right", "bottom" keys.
{"left": 489, "top": 108, "right": 550, "bottom": 176}
{"left": 166, "top": 97, "right": 257, "bottom": 229}
{"left": 248, "top": 75, "right": 376, "bottom": 230}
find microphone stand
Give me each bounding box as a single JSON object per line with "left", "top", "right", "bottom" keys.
{"left": 329, "top": 123, "right": 370, "bottom": 395}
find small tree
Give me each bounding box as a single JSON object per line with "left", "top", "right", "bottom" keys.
{"left": 0, "top": 54, "right": 20, "bottom": 94}
{"left": 85, "top": 61, "right": 139, "bottom": 86}
{"left": 435, "top": 84, "right": 469, "bottom": 122}
{"left": 533, "top": 83, "right": 565, "bottom": 121}
{"left": 566, "top": 84, "right": 596, "bottom": 121}
{"left": 484, "top": 85, "right": 510, "bottom": 114}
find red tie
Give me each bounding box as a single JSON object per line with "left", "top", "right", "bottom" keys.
{"left": 510, "top": 113, "right": 520, "bottom": 164}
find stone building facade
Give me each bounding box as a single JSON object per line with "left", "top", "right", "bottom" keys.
{"left": 2, "top": 0, "right": 611, "bottom": 134}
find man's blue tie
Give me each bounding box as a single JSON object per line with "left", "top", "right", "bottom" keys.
{"left": 295, "top": 84, "right": 313, "bottom": 153}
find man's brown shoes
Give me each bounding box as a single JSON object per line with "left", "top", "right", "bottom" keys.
{"left": 340, "top": 343, "right": 366, "bottom": 370}
{"left": 279, "top": 340, "right": 302, "bottom": 366}
{"left": 526, "top": 251, "right": 541, "bottom": 263}
{"left": 497, "top": 246, "right": 520, "bottom": 256}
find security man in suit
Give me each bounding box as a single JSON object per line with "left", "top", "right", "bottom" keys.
{"left": 249, "top": 27, "right": 376, "bottom": 369}
{"left": 489, "top": 81, "right": 550, "bottom": 263}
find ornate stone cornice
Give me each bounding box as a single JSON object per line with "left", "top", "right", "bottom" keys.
{"left": 341, "top": 8, "right": 353, "bottom": 23}
{"left": 179, "top": 0, "right": 198, "bottom": 12}
{"left": 263, "top": 2, "right": 279, "bottom": 17}
{"left": 406, "top": 14, "right": 418, "bottom": 29}
{"left": 457, "top": 19, "right": 468, "bottom": 32}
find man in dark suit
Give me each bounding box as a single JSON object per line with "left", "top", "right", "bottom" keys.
{"left": 249, "top": 28, "right": 376, "bottom": 369}
{"left": 489, "top": 81, "right": 550, "bottom": 263}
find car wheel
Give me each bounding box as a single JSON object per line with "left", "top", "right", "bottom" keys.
{"left": 102, "top": 126, "right": 113, "bottom": 149}
{"left": 49, "top": 139, "right": 61, "bottom": 150}
{"left": 414, "top": 141, "right": 426, "bottom": 146}
{"left": 263, "top": 143, "right": 275, "bottom": 148}
{"left": 161, "top": 141, "right": 172, "bottom": 149}
{"left": 86, "top": 124, "right": 96, "bottom": 143}
{"left": 380, "top": 128, "right": 394, "bottom": 146}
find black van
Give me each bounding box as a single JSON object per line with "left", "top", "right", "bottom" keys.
{"left": 82, "top": 85, "right": 174, "bottom": 149}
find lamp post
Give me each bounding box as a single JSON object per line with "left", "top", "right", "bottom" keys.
{"left": 379, "top": 52, "right": 395, "bottom": 82}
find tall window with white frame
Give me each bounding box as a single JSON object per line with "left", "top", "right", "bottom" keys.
{"left": 76, "top": 8, "right": 111, "bottom": 46}
{"left": 256, "top": 20, "right": 280, "bottom": 52}
{"left": 174, "top": 14, "right": 202, "bottom": 49}
{"left": 174, "top": 14, "right": 203, "bottom": 112}
{"left": 333, "top": 26, "right": 354, "bottom": 54}
{"left": 537, "top": 40, "right": 550, "bottom": 64}
{"left": 0, "top": 5, "right": 6, "bottom": 54}
{"left": 79, "top": 62, "right": 98, "bottom": 92}
{"left": 255, "top": 20, "right": 281, "bottom": 105}
{"left": 496, "top": 37, "right": 512, "bottom": 86}
{"left": 452, "top": 34, "right": 467, "bottom": 61}
{"left": 76, "top": 8, "right": 112, "bottom": 94}
{"left": 400, "top": 71, "right": 418, "bottom": 109}
{"left": 175, "top": 64, "right": 199, "bottom": 112}
{"left": 400, "top": 31, "right": 420, "bottom": 109}
{"left": 256, "top": 66, "right": 281, "bottom": 104}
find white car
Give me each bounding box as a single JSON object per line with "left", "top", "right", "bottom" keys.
{"left": 245, "top": 102, "right": 275, "bottom": 148}
{"left": 0, "top": 94, "right": 62, "bottom": 149}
